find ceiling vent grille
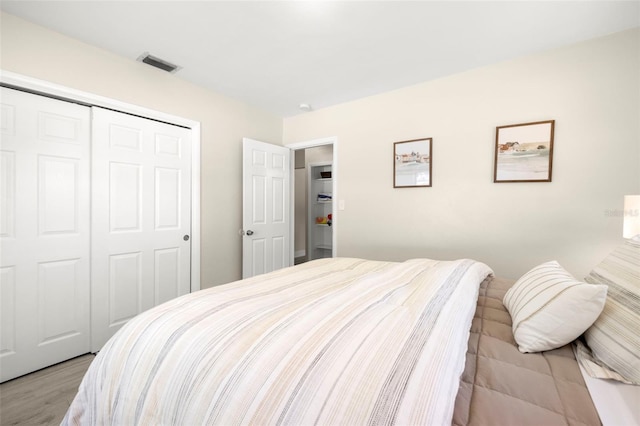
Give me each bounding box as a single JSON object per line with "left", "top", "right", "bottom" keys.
{"left": 137, "top": 52, "right": 181, "bottom": 73}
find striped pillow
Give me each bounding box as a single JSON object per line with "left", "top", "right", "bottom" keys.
{"left": 583, "top": 239, "right": 640, "bottom": 384}
{"left": 503, "top": 261, "right": 607, "bottom": 353}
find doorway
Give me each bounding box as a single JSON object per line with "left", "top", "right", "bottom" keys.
{"left": 242, "top": 137, "right": 336, "bottom": 276}
{"left": 290, "top": 142, "right": 335, "bottom": 265}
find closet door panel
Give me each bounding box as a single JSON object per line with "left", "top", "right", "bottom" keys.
{"left": 0, "top": 151, "right": 16, "bottom": 238}
{"left": 155, "top": 167, "right": 181, "bottom": 229}
{"left": 154, "top": 247, "right": 181, "bottom": 305}
{"left": 91, "top": 107, "right": 192, "bottom": 351}
{"left": 109, "top": 162, "right": 142, "bottom": 232}
{"left": 0, "top": 88, "right": 90, "bottom": 383}
{"left": 0, "top": 266, "right": 17, "bottom": 356}
{"left": 108, "top": 251, "right": 142, "bottom": 326}
{"left": 37, "top": 258, "right": 83, "bottom": 345}
{"left": 38, "top": 156, "right": 80, "bottom": 235}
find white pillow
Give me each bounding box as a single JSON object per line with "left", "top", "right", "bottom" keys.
{"left": 503, "top": 261, "right": 607, "bottom": 353}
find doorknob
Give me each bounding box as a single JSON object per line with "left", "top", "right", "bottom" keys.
{"left": 245, "top": 230, "right": 254, "bottom": 236}
{"left": 183, "top": 235, "right": 190, "bottom": 241}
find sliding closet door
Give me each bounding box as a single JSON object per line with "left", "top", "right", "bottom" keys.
{"left": 91, "top": 107, "right": 192, "bottom": 351}
{"left": 0, "top": 88, "right": 91, "bottom": 382}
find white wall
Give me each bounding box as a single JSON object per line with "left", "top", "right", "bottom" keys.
{"left": 0, "top": 12, "right": 283, "bottom": 288}
{"left": 283, "top": 28, "right": 640, "bottom": 279}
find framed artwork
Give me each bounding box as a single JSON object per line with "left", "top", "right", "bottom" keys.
{"left": 494, "top": 120, "right": 555, "bottom": 183}
{"left": 394, "top": 138, "right": 432, "bottom": 188}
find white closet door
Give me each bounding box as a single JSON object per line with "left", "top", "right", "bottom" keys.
{"left": 91, "top": 107, "right": 192, "bottom": 351}
{"left": 0, "top": 88, "right": 91, "bottom": 382}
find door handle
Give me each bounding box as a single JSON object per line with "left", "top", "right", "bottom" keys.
{"left": 245, "top": 230, "right": 254, "bottom": 236}
{"left": 183, "top": 235, "right": 190, "bottom": 241}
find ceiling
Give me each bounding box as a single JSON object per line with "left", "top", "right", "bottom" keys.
{"left": 2, "top": 1, "right": 639, "bottom": 117}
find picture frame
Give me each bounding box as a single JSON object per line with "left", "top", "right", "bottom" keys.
{"left": 494, "top": 120, "right": 555, "bottom": 183}
{"left": 394, "top": 138, "right": 432, "bottom": 188}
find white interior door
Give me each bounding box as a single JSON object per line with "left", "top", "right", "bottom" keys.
{"left": 0, "top": 88, "right": 91, "bottom": 382}
{"left": 91, "top": 107, "right": 192, "bottom": 351}
{"left": 242, "top": 138, "right": 290, "bottom": 278}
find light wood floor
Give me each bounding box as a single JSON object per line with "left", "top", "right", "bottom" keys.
{"left": 0, "top": 354, "right": 95, "bottom": 425}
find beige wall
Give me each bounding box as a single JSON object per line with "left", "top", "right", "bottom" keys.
{"left": 283, "top": 28, "right": 640, "bottom": 279}
{"left": 1, "top": 12, "right": 283, "bottom": 288}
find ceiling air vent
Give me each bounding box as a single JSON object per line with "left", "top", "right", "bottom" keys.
{"left": 137, "top": 52, "right": 181, "bottom": 73}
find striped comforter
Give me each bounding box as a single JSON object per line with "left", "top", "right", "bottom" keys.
{"left": 63, "top": 257, "right": 492, "bottom": 425}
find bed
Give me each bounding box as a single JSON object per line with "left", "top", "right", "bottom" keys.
{"left": 62, "top": 251, "right": 636, "bottom": 425}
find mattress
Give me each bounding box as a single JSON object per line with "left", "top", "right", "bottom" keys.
{"left": 453, "top": 276, "right": 601, "bottom": 426}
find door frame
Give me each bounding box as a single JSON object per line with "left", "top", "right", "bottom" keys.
{"left": 285, "top": 136, "right": 338, "bottom": 265}
{"left": 0, "top": 70, "right": 202, "bottom": 291}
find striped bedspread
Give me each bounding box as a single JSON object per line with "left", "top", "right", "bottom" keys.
{"left": 63, "top": 257, "right": 492, "bottom": 425}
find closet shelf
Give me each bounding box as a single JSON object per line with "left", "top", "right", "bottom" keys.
{"left": 308, "top": 162, "right": 333, "bottom": 260}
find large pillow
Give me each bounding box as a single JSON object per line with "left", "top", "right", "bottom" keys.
{"left": 583, "top": 239, "right": 640, "bottom": 384}
{"left": 503, "top": 261, "right": 607, "bottom": 353}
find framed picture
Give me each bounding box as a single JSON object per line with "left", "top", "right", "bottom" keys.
{"left": 494, "top": 120, "right": 555, "bottom": 183}
{"left": 394, "top": 138, "right": 432, "bottom": 188}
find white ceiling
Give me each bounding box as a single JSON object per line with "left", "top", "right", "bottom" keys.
{"left": 2, "top": 1, "right": 639, "bottom": 117}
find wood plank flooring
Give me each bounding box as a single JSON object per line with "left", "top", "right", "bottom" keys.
{"left": 0, "top": 354, "right": 95, "bottom": 425}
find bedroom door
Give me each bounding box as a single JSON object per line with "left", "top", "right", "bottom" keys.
{"left": 90, "top": 107, "right": 192, "bottom": 351}
{"left": 242, "top": 138, "right": 291, "bottom": 278}
{"left": 0, "top": 88, "right": 91, "bottom": 382}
